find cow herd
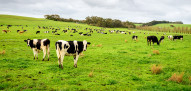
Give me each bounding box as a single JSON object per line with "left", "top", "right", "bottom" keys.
{"left": 1, "top": 24, "right": 184, "bottom": 69}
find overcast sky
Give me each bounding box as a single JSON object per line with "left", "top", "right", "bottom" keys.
{"left": 0, "top": 0, "right": 190, "bottom": 24}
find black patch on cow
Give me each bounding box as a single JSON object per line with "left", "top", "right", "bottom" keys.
{"left": 43, "top": 39, "right": 50, "bottom": 46}
{"left": 55, "top": 42, "right": 62, "bottom": 50}
{"left": 77, "top": 41, "right": 84, "bottom": 54}
{"left": 28, "top": 40, "right": 34, "bottom": 48}
{"left": 67, "top": 41, "right": 76, "bottom": 53}
{"left": 64, "top": 44, "right": 68, "bottom": 49}
{"left": 36, "top": 39, "right": 41, "bottom": 50}
{"left": 87, "top": 42, "right": 91, "bottom": 45}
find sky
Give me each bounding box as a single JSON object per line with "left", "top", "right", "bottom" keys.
{"left": 0, "top": 0, "right": 191, "bottom": 24}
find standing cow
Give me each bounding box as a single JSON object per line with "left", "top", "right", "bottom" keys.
{"left": 147, "top": 36, "right": 160, "bottom": 46}
{"left": 24, "top": 39, "right": 50, "bottom": 61}
{"left": 55, "top": 40, "right": 91, "bottom": 69}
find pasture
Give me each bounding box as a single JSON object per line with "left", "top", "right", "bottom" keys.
{"left": 0, "top": 15, "right": 191, "bottom": 90}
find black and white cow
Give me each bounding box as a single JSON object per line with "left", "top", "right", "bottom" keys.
{"left": 159, "top": 36, "right": 165, "bottom": 42}
{"left": 55, "top": 40, "right": 91, "bottom": 69}
{"left": 132, "top": 35, "right": 138, "bottom": 40}
{"left": 147, "top": 36, "right": 160, "bottom": 46}
{"left": 36, "top": 31, "right": 40, "bottom": 34}
{"left": 24, "top": 39, "right": 50, "bottom": 61}
{"left": 168, "top": 35, "right": 173, "bottom": 40}
{"left": 173, "top": 35, "right": 183, "bottom": 40}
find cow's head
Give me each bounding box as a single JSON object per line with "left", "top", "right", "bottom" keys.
{"left": 24, "top": 39, "right": 31, "bottom": 46}
{"left": 83, "top": 40, "right": 91, "bottom": 51}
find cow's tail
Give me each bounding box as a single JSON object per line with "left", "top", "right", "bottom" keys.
{"left": 55, "top": 42, "right": 62, "bottom": 59}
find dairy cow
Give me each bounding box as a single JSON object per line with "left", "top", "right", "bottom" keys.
{"left": 55, "top": 40, "right": 91, "bottom": 69}
{"left": 24, "top": 39, "right": 50, "bottom": 61}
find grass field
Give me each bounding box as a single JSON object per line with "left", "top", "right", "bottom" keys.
{"left": 0, "top": 15, "right": 191, "bottom": 90}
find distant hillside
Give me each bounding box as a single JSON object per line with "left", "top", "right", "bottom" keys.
{"left": 0, "top": 14, "right": 86, "bottom": 27}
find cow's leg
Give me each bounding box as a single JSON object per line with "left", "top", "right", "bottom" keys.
{"left": 60, "top": 52, "right": 65, "bottom": 69}
{"left": 33, "top": 48, "right": 37, "bottom": 60}
{"left": 56, "top": 50, "right": 61, "bottom": 68}
{"left": 74, "top": 54, "right": 79, "bottom": 68}
{"left": 47, "top": 46, "right": 50, "bottom": 61}
{"left": 42, "top": 47, "right": 46, "bottom": 61}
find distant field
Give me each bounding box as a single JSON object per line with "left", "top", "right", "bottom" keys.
{"left": 0, "top": 15, "right": 191, "bottom": 90}
{"left": 153, "top": 23, "right": 191, "bottom": 28}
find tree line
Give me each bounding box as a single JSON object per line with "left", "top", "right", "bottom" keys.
{"left": 44, "top": 15, "right": 135, "bottom": 28}
{"left": 142, "top": 20, "right": 183, "bottom": 26}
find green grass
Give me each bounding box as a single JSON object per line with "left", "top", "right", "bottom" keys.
{"left": 0, "top": 15, "right": 191, "bottom": 90}
{"left": 153, "top": 23, "right": 191, "bottom": 28}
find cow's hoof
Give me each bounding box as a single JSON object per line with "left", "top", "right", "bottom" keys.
{"left": 42, "top": 59, "right": 44, "bottom": 61}
{"left": 74, "top": 64, "right": 77, "bottom": 68}
{"left": 48, "top": 59, "right": 49, "bottom": 61}
{"left": 61, "top": 65, "right": 63, "bottom": 69}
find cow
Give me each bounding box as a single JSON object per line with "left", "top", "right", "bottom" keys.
{"left": 132, "top": 35, "right": 138, "bottom": 40}
{"left": 62, "top": 30, "right": 67, "bottom": 33}
{"left": 17, "top": 30, "right": 20, "bottom": 33}
{"left": 44, "top": 31, "right": 49, "bottom": 33}
{"left": 79, "top": 32, "right": 83, "bottom": 35}
{"left": 55, "top": 33, "right": 60, "bottom": 35}
{"left": 173, "top": 35, "right": 183, "bottom": 40}
{"left": 36, "top": 31, "right": 40, "bottom": 34}
{"left": 2, "top": 30, "right": 8, "bottom": 33}
{"left": 24, "top": 39, "right": 50, "bottom": 61}
{"left": 55, "top": 40, "right": 91, "bottom": 69}
{"left": 147, "top": 36, "right": 160, "bottom": 46}
{"left": 159, "top": 36, "right": 165, "bottom": 42}
{"left": 168, "top": 35, "right": 173, "bottom": 40}
{"left": 19, "top": 31, "right": 26, "bottom": 34}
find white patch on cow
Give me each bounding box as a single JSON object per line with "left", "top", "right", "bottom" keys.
{"left": 27, "top": 40, "right": 30, "bottom": 46}
{"left": 83, "top": 40, "right": 87, "bottom": 51}
{"left": 168, "top": 35, "right": 173, "bottom": 40}
{"left": 33, "top": 48, "right": 38, "bottom": 58}
{"left": 73, "top": 40, "right": 78, "bottom": 52}
{"left": 33, "top": 39, "right": 38, "bottom": 45}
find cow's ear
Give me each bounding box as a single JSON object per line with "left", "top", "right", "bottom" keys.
{"left": 24, "top": 40, "right": 27, "bottom": 42}
{"left": 87, "top": 42, "right": 91, "bottom": 45}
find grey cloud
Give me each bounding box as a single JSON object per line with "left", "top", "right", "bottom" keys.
{"left": 0, "top": 0, "right": 190, "bottom": 24}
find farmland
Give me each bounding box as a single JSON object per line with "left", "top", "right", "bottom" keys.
{"left": 0, "top": 15, "right": 191, "bottom": 90}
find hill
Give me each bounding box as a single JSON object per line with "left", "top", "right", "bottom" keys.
{"left": 0, "top": 15, "right": 191, "bottom": 90}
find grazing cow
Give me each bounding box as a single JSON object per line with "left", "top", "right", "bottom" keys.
{"left": 44, "top": 31, "right": 49, "bottom": 33}
{"left": 147, "top": 36, "right": 160, "bottom": 46}
{"left": 159, "top": 36, "right": 165, "bottom": 42}
{"left": 36, "top": 31, "right": 40, "bottom": 34}
{"left": 168, "top": 35, "right": 173, "bottom": 40}
{"left": 62, "top": 30, "right": 67, "bottom": 33}
{"left": 2, "top": 30, "right": 8, "bottom": 33}
{"left": 19, "top": 31, "right": 26, "bottom": 34}
{"left": 173, "top": 35, "right": 183, "bottom": 40}
{"left": 132, "top": 35, "right": 138, "bottom": 40}
{"left": 55, "top": 33, "right": 60, "bottom": 35}
{"left": 79, "top": 32, "right": 83, "bottom": 35}
{"left": 55, "top": 40, "right": 91, "bottom": 69}
{"left": 24, "top": 39, "right": 50, "bottom": 61}
{"left": 17, "top": 30, "right": 20, "bottom": 33}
